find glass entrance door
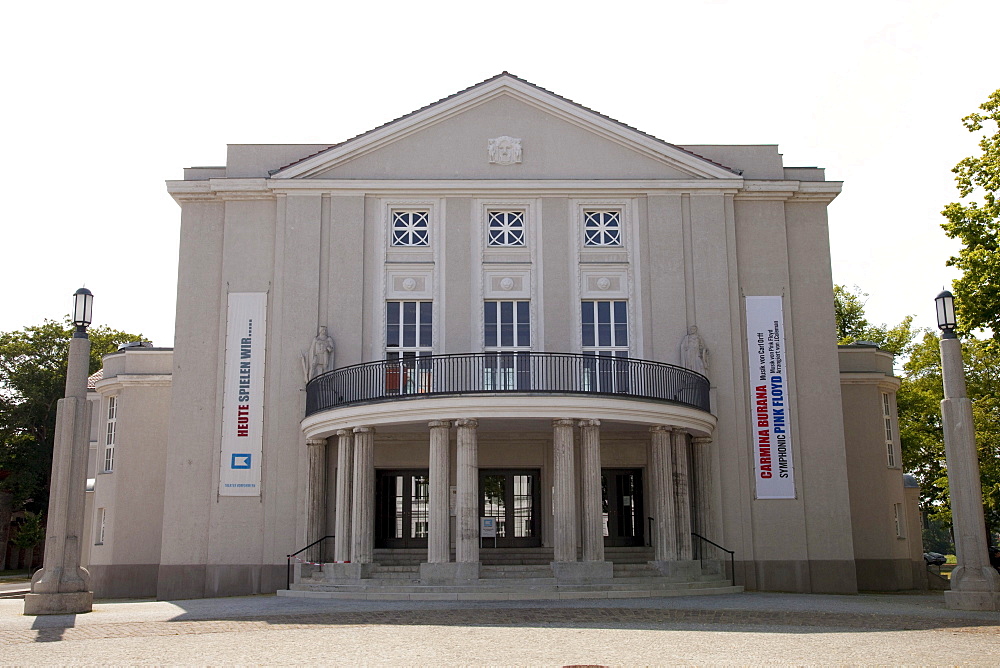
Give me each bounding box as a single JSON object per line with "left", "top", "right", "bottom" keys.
{"left": 479, "top": 469, "right": 541, "bottom": 548}
{"left": 375, "top": 470, "right": 429, "bottom": 548}
{"left": 603, "top": 468, "right": 644, "bottom": 547}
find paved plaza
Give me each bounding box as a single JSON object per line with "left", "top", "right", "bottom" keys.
{"left": 0, "top": 590, "right": 997, "bottom": 665}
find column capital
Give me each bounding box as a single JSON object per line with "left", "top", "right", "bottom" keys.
{"left": 692, "top": 436, "right": 713, "bottom": 446}
{"left": 649, "top": 425, "right": 672, "bottom": 434}
{"left": 306, "top": 438, "right": 328, "bottom": 447}
{"left": 553, "top": 418, "right": 576, "bottom": 428}
{"left": 428, "top": 420, "right": 452, "bottom": 429}
{"left": 578, "top": 419, "right": 601, "bottom": 428}
{"left": 671, "top": 427, "right": 689, "bottom": 438}
{"left": 455, "top": 418, "right": 478, "bottom": 429}
{"left": 335, "top": 428, "right": 353, "bottom": 437}
{"left": 353, "top": 426, "right": 375, "bottom": 435}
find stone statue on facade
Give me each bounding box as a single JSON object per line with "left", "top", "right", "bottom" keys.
{"left": 680, "top": 325, "right": 709, "bottom": 374}
{"left": 302, "top": 326, "right": 335, "bottom": 384}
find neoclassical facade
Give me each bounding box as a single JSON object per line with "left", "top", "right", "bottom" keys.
{"left": 82, "top": 73, "right": 924, "bottom": 599}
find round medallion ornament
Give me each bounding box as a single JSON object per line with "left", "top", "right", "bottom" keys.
{"left": 597, "top": 277, "right": 611, "bottom": 290}
{"left": 499, "top": 277, "right": 515, "bottom": 291}
{"left": 402, "top": 278, "right": 417, "bottom": 291}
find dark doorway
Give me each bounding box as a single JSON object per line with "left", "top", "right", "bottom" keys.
{"left": 603, "top": 468, "right": 644, "bottom": 547}
{"left": 479, "top": 469, "right": 541, "bottom": 548}
{"left": 375, "top": 470, "right": 429, "bottom": 548}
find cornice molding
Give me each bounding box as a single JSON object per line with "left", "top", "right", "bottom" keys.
{"left": 839, "top": 372, "right": 902, "bottom": 391}
{"left": 94, "top": 374, "right": 173, "bottom": 394}
{"left": 301, "top": 394, "right": 717, "bottom": 439}
{"left": 734, "top": 179, "right": 842, "bottom": 203}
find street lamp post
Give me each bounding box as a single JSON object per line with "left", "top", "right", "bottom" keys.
{"left": 23, "top": 288, "right": 95, "bottom": 615}
{"left": 934, "top": 290, "right": 1000, "bottom": 611}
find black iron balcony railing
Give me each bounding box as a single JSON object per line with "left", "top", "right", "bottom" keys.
{"left": 305, "top": 352, "right": 710, "bottom": 416}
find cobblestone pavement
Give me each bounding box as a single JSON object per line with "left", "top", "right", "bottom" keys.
{"left": 0, "top": 592, "right": 997, "bottom": 665}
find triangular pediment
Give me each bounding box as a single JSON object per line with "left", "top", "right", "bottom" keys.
{"left": 272, "top": 73, "right": 737, "bottom": 181}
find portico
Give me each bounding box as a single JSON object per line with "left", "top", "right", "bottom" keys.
{"left": 299, "top": 353, "right": 717, "bottom": 586}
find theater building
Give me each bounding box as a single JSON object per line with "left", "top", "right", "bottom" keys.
{"left": 83, "top": 73, "right": 924, "bottom": 599}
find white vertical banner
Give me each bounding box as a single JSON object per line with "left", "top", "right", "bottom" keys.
{"left": 745, "top": 296, "right": 795, "bottom": 499}
{"left": 220, "top": 292, "right": 267, "bottom": 497}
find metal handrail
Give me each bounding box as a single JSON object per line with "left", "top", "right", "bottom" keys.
{"left": 306, "top": 351, "right": 710, "bottom": 416}
{"left": 286, "top": 535, "right": 335, "bottom": 590}
{"left": 692, "top": 532, "right": 736, "bottom": 587}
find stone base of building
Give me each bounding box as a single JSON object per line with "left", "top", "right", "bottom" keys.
{"left": 699, "top": 559, "right": 723, "bottom": 576}
{"left": 945, "top": 590, "right": 1000, "bottom": 611}
{"left": 319, "top": 562, "right": 375, "bottom": 581}
{"left": 551, "top": 560, "right": 613, "bottom": 582}
{"left": 420, "top": 562, "right": 480, "bottom": 583}
{"left": 23, "top": 591, "right": 93, "bottom": 615}
{"left": 649, "top": 559, "right": 701, "bottom": 578}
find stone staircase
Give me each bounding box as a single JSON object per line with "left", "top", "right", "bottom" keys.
{"left": 281, "top": 547, "right": 741, "bottom": 601}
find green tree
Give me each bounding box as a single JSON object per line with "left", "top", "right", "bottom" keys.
{"left": 896, "top": 332, "right": 1000, "bottom": 533}
{"left": 10, "top": 511, "right": 44, "bottom": 574}
{"left": 0, "top": 319, "right": 141, "bottom": 567}
{"left": 834, "top": 284, "right": 918, "bottom": 355}
{"left": 941, "top": 89, "right": 1000, "bottom": 338}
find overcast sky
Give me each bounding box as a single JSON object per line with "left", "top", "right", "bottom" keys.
{"left": 2, "top": 0, "right": 996, "bottom": 349}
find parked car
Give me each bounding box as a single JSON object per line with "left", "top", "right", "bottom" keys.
{"left": 923, "top": 552, "right": 946, "bottom": 566}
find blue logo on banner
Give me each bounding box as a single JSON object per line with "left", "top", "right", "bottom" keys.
{"left": 231, "top": 453, "right": 252, "bottom": 469}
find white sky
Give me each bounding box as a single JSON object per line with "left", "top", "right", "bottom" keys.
{"left": 2, "top": 0, "right": 996, "bottom": 347}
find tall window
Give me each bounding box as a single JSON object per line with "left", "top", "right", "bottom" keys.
{"left": 883, "top": 392, "right": 896, "bottom": 468}
{"left": 96, "top": 508, "right": 106, "bottom": 545}
{"left": 581, "top": 300, "right": 629, "bottom": 391}
{"left": 386, "top": 301, "right": 432, "bottom": 393}
{"left": 104, "top": 396, "right": 117, "bottom": 473}
{"left": 893, "top": 503, "right": 905, "bottom": 538}
{"left": 487, "top": 211, "right": 525, "bottom": 246}
{"left": 584, "top": 211, "right": 621, "bottom": 246}
{"left": 391, "top": 211, "right": 429, "bottom": 246}
{"left": 484, "top": 301, "right": 530, "bottom": 389}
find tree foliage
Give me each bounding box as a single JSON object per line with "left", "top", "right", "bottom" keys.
{"left": 896, "top": 331, "right": 1000, "bottom": 531}
{"left": 0, "top": 320, "right": 141, "bottom": 512}
{"left": 941, "top": 89, "right": 1000, "bottom": 338}
{"left": 833, "top": 284, "right": 918, "bottom": 355}
{"left": 834, "top": 285, "right": 1000, "bottom": 535}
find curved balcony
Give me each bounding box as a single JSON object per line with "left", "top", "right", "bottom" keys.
{"left": 305, "top": 352, "right": 710, "bottom": 417}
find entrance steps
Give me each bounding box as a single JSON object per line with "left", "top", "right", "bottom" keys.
{"left": 282, "top": 547, "right": 741, "bottom": 601}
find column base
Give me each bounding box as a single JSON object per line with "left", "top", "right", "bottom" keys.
{"left": 23, "top": 591, "right": 93, "bottom": 615}
{"left": 649, "top": 559, "right": 701, "bottom": 578}
{"left": 945, "top": 589, "right": 1000, "bottom": 611}
{"left": 551, "top": 561, "right": 613, "bottom": 582}
{"left": 420, "top": 562, "right": 480, "bottom": 583}
{"left": 318, "top": 562, "right": 375, "bottom": 581}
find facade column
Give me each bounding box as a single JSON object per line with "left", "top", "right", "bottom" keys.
{"left": 333, "top": 429, "right": 354, "bottom": 563}
{"left": 650, "top": 426, "right": 677, "bottom": 562}
{"left": 578, "top": 419, "right": 604, "bottom": 563}
{"left": 552, "top": 418, "right": 578, "bottom": 563}
{"left": 350, "top": 426, "right": 375, "bottom": 565}
{"left": 691, "top": 436, "right": 716, "bottom": 557}
{"left": 454, "top": 419, "right": 479, "bottom": 576}
{"left": 672, "top": 429, "right": 693, "bottom": 561}
{"left": 305, "top": 438, "right": 328, "bottom": 563}
{"left": 427, "top": 420, "right": 452, "bottom": 564}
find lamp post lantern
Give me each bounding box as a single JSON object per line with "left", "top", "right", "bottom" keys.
{"left": 23, "top": 288, "right": 96, "bottom": 615}
{"left": 934, "top": 290, "right": 1000, "bottom": 611}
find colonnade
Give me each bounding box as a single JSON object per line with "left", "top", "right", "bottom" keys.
{"left": 304, "top": 419, "right": 716, "bottom": 581}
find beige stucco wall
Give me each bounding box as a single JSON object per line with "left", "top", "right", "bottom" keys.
{"left": 88, "top": 348, "right": 172, "bottom": 598}
{"left": 148, "top": 74, "right": 866, "bottom": 598}
{"left": 839, "top": 345, "right": 916, "bottom": 590}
